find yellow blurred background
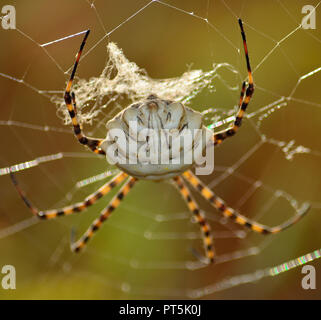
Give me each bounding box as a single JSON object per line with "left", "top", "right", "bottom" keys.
{"left": 0, "top": 0, "right": 320, "bottom": 299}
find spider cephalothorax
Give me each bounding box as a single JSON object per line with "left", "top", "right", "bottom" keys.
{"left": 11, "top": 19, "right": 309, "bottom": 264}
{"left": 101, "top": 94, "right": 213, "bottom": 180}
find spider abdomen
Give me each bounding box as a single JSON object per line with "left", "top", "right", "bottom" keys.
{"left": 101, "top": 95, "right": 213, "bottom": 180}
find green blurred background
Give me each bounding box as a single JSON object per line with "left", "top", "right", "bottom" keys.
{"left": 0, "top": 0, "right": 320, "bottom": 299}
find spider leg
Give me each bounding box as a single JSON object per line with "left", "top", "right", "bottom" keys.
{"left": 173, "top": 176, "right": 215, "bottom": 264}
{"left": 10, "top": 172, "right": 128, "bottom": 219}
{"left": 71, "top": 176, "right": 137, "bottom": 252}
{"left": 64, "top": 30, "right": 106, "bottom": 155}
{"left": 213, "top": 19, "right": 254, "bottom": 146}
{"left": 182, "top": 170, "right": 310, "bottom": 234}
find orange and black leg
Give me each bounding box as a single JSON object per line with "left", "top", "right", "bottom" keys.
{"left": 214, "top": 19, "right": 254, "bottom": 146}
{"left": 10, "top": 172, "right": 128, "bottom": 219}
{"left": 183, "top": 170, "right": 310, "bottom": 235}
{"left": 173, "top": 176, "right": 215, "bottom": 264}
{"left": 64, "top": 30, "right": 105, "bottom": 155}
{"left": 71, "top": 177, "right": 137, "bottom": 252}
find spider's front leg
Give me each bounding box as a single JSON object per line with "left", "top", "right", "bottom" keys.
{"left": 213, "top": 19, "right": 254, "bottom": 146}
{"left": 64, "top": 30, "right": 106, "bottom": 155}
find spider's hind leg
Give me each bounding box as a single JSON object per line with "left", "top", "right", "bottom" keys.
{"left": 173, "top": 176, "right": 215, "bottom": 264}
{"left": 10, "top": 172, "right": 128, "bottom": 219}
{"left": 71, "top": 176, "right": 137, "bottom": 252}
{"left": 183, "top": 170, "right": 310, "bottom": 235}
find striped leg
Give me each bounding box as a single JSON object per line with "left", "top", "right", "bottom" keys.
{"left": 10, "top": 172, "right": 128, "bottom": 219}
{"left": 173, "top": 176, "right": 215, "bottom": 264}
{"left": 71, "top": 177, "right": 137, "bottom": 252}
{"left": 64, "top": 30, "right": 105, "bottom": 155}
{"left": 214, "top": 19, "right": 254, "bottom": 146}
{"left": 182, "top": 170, "right": 310, "bottom": 235}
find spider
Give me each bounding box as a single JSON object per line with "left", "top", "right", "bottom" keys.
{"left": 10, "top": 19, "right": 309, "bottom": 264}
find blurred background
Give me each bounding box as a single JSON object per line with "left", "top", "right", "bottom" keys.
{"left": 0, "top": 0, "right": 320, "bottom": 299}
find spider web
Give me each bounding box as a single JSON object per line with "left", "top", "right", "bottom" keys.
{"left": 0, "top": 0, "right": 321, "bottom": 299}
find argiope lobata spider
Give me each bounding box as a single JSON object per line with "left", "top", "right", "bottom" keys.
{"left": 10, "top": 19, "right": 310, "bottom": 264}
